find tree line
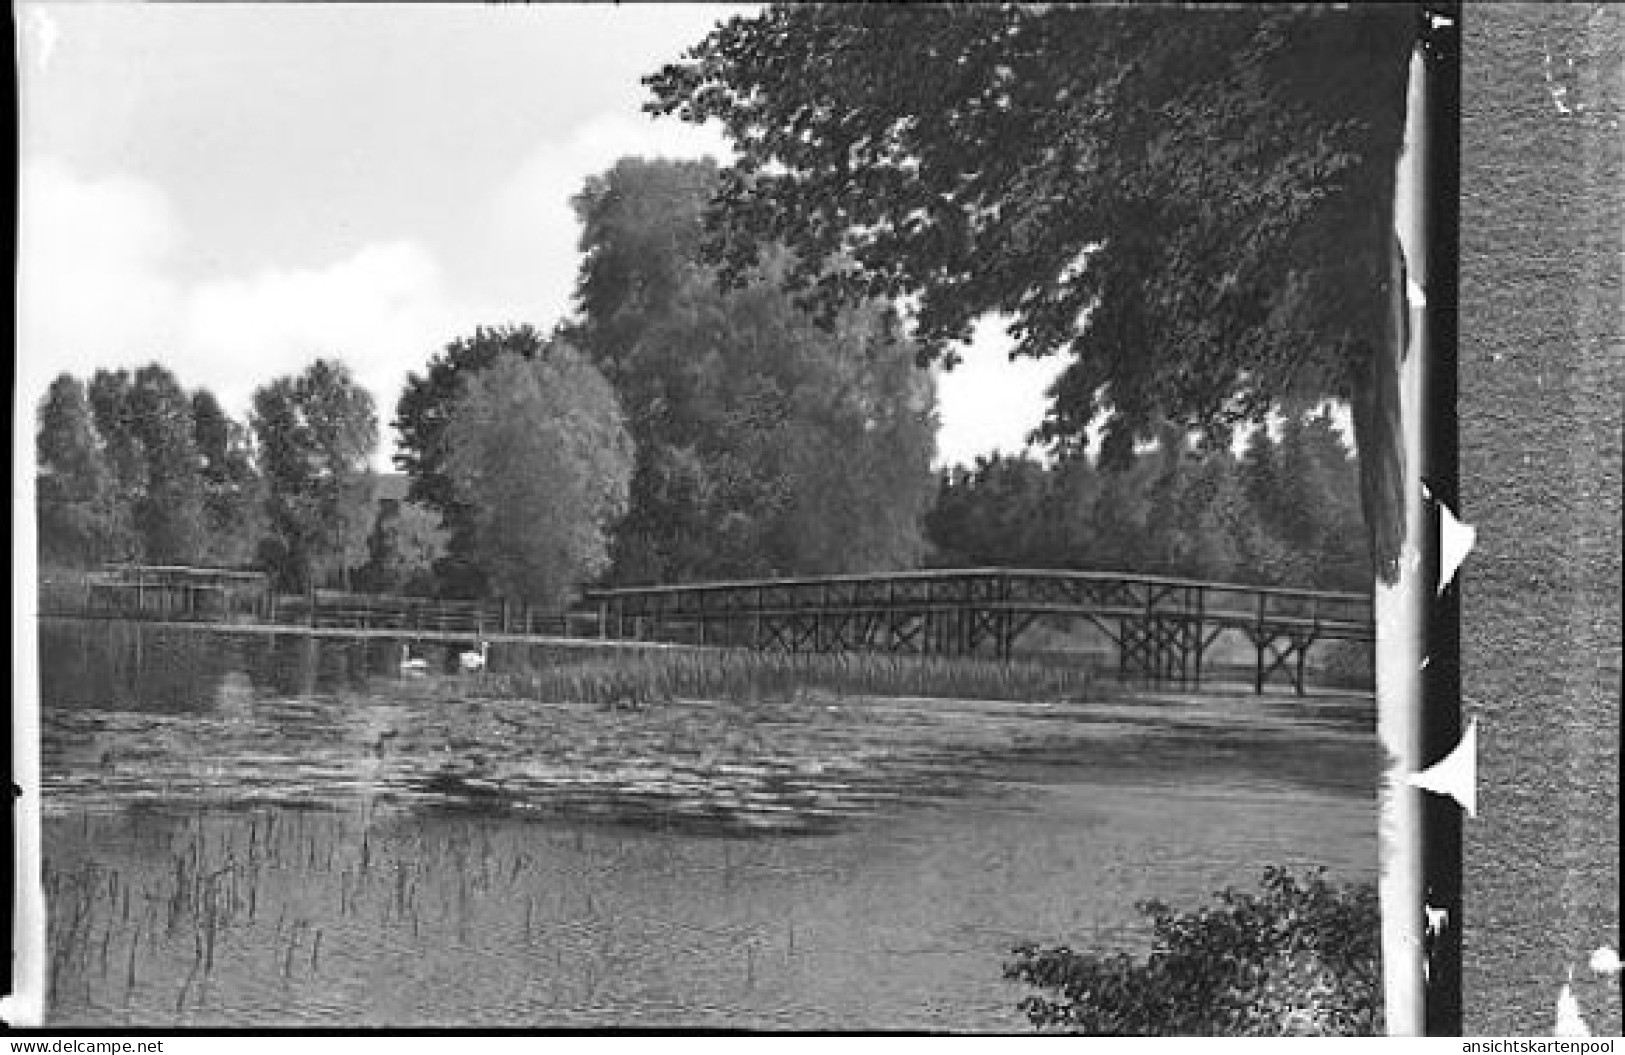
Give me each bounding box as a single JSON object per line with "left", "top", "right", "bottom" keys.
{"left": 925, "top": 414, "right": 1368, "bottom": 594}
{"left": 35, "top": 359, "right": 378, "bottom": 592}
{"left": 34, "top": 157, "right": 942, "bottom": 608}
{"left": 38, "top": 0, "right": 1405, "bottom": 614}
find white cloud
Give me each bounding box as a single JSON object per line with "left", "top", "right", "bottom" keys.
{"left": 181, "top": 240, "right": 490, "bottom": 430}
{"left": 489, "top": 111, "right": 733, "bottom": 322}
{"left": 934, "top": 316, "right": 1068, "bottom": 469}
{"left": 16, "top": 158, "right": 490, "bottom": 467}
{"left": 16, "top": 159, "right": 185, "bottom": 397}
{"left": 19, "top": 149, "right": 1076, "bottom": 477}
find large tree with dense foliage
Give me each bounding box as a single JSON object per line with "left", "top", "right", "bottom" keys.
{"left": 251, "top": 359, "right": 378, "bottom": 591}
{"left": 123, "top": 364, "right": 210, "bottom": 564}
{"left": 44, "top": 367, "right": 266, "bottom": 568}
{"left": 86, "top": 369, "right": 147, "bottom": 529}
{"left": 42, "top": 367, "right": 269, "bottom": 569}
{"left": 646, "top": 3, "right": 1416, "bottom": 579}
{"left": 35, "top": 374, "right": 131, "bottom": 567}
{"left": 394, "top": 324, "right": 556, "bottom": 597}
{"left": 443, "top": 345, "right": 634, "bottom": 610}
{"left": 75, "top": 364, "right": 215, "bottom": 564}
{"left": 568, "top": 157, "right": 939, "bottom": 584}
{"left": 190, "top": 389, "right": 267, "bottom": 566}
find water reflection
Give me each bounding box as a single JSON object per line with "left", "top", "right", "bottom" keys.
{"left": 42, "top": 619, "right": 359, "bottom": 712}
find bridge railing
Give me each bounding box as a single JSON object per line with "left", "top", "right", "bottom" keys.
{"left": 41, "top": 565, "right": 1373, "bottom": 651}
{"left": 40, "top": 569, "right": 600, "bottom": 639}
{"left": 272, "top": 591, "right": 598, "bottom": 637}
{"left": 585, "top": 567, "right": 1372, "bottom": 630}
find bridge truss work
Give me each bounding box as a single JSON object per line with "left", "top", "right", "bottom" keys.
{"left": 585, "top": 568, "right": 1374, "bottom": 695}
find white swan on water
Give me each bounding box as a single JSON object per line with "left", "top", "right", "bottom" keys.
{"left": 400, "top": 644, "right": 429, "bottom": 677}
{"left": 459, "top": 640, "right": 489, "bottom": 673}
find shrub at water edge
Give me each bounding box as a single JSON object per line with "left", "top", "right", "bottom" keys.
{"left": 1004, "top": 866, "right": 1381, "bottom": 1035}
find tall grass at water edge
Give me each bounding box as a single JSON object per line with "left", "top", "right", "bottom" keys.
{"left": 45, "top": 809, "right": 728, "bottom": 1025}
{"left": 482, "top": 648, "right": 1095, "bottom": 708}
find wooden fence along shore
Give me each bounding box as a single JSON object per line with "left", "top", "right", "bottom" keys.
{"left": 36, "top": 565, "right": 588, "bottom": 637}
{"left": 38, "top": 565, "right": 1373, "bottom": 695}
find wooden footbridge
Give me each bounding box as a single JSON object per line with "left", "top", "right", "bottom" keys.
{"left": 586, "top": 568, "right": 1373, "bottom": 695}
{"left": 41, "top": 564, "right": 1374, "bottom": 695}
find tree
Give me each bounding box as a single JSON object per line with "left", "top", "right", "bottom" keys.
{"left": 1268, "top": 412, "right": 1368, "bottom": 591}
{"left": 124, "top": 364, "right": 209, "bottom": 564}
{"left": 77, "top": 364, "right": 214, "bottom": 564}
{"left": 35, "top": 373, "right": 130, "bottom": 566}
{"left": 922, "top": 422, "right": 1364, "bottom": 589}
{"left": 924, "top": 454, "right": 1053, "bottom": 568}
{"left": 443, "top": 344, "right": 634, "bottom": 610}
{"left": 191, "top": 389, "right": 267, "bottom": 566}
{"left": 52, "top": 366, "right": 268, "bottom": 567}
{"left": 355, "top": 499, "right": 448, "bottom": 596}
{"left": 646, "top": 3, "right": 1416, "bottom": 579}
{"left": 394, "top": 324, "right": 554, "bottom": 597}
{"left": 251, "top": 359, "right": 378, "bottom": 592}
{"left": 568, "top": 157, "right": 939, "bottom": 583}
{"left": 86, "top": 368, "right": 149, "bottom": 559}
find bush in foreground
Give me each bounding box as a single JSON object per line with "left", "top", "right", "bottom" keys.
{"left": 1004, "top": 867, "right": 1381, "bottom": 1035}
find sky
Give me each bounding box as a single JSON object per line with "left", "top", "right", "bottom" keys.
{"left": 16, "top": 3, "right": 1066, "bottom": 472}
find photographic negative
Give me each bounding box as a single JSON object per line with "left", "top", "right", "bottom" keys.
{"left": 12, "top": 3, "right": 1477, "bottom": 1034}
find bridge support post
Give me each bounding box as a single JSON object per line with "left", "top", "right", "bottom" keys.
{"left": 1191, "top": 588, "right": 1207, "bottom": 687}
{"left": 1253, "top": 592, "right": 1268, "bottom": 694}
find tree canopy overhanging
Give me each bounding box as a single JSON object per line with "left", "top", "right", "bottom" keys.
{"left": 646, "top": 2, "right": 1418, "bottom": 576}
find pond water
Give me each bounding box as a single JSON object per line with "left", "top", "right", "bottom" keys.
{"left": 36, "top": 618, "right": 1378, "bottom": 1031}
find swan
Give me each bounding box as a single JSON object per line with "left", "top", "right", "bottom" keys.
{"left": 459, "top": 640, "right": 490, "bottom": 673}
{"left": 400, "top": 644, "right": 429, "bottom": 677}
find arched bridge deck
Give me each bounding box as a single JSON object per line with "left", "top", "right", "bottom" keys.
{"left": 585, "top": 568, "right": 1373, "bottom": 695}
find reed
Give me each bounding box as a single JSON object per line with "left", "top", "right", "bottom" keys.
{"left": 46, "top": 808, "right": 666, "bottom": 1024}
{"left": 485, "top": 648, "right": 1093, "bottom": 708}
